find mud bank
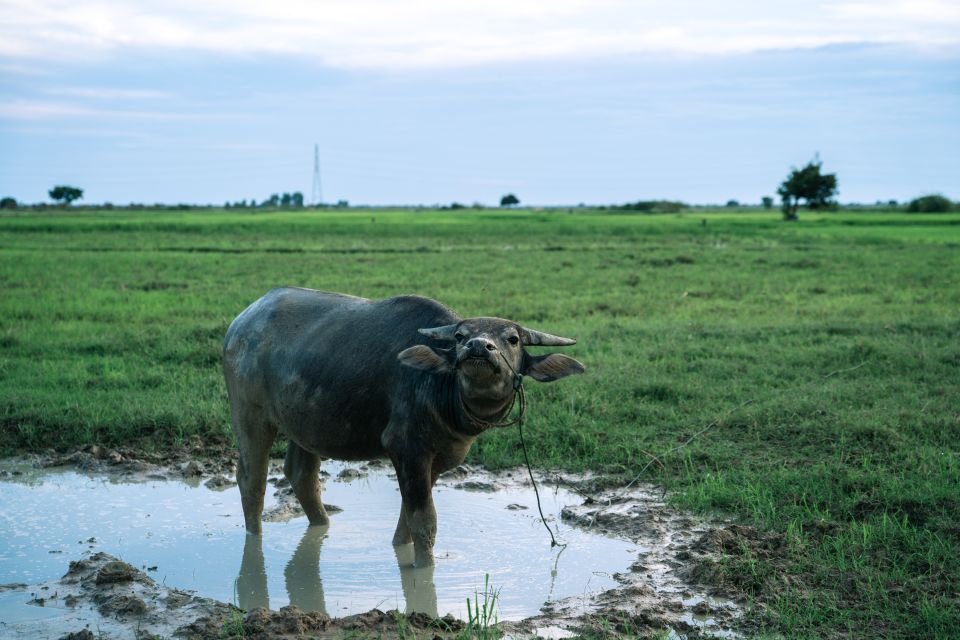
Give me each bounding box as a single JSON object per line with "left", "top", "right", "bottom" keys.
{"left": 1, "top": 449, "right": 749, "bottom": 638}
{"left": 0, "top": 552, "right": 467, "bottom": 640}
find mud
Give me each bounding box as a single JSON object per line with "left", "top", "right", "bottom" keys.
{"left": 0, "top": 552, "right": 467, "bottom": 640}
{"left": 31, "top": 442, "right": 240, "bottom": 480}
{"left": 502, "top": 477, "right": 745, "bottom": 639}
{"left": 1, "top": 449, "right": 750, "bottom": 638}
{"left": 0, "top": 551, "right": 237, "bottom": 639}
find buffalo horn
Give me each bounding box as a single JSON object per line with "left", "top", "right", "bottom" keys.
{"left": 521, "top": 327, "right": 577, "bottom": 346}
{"left": 418, "top": 324, "right": 459, "bottom": 341}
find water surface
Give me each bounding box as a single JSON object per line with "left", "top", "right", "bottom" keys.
{"left": 0, "top": 461, "right": 635, "bottom": 621}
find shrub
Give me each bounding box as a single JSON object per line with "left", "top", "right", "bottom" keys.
{"left": 906, "top": 194, "right": 953, "bottom": 213}
{"left": 613, "top": 200, "right": 688, "bottom": 213}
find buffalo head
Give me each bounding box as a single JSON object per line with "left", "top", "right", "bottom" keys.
{"left": 397, "top": 317, "right": 584, "bottom": 401}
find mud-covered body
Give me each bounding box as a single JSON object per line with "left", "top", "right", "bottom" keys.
{"left": 224, "top": 288, "right": 468, "bottom": 463}
{"left": 224, "top": 287, "right": 584, "bottom": 567}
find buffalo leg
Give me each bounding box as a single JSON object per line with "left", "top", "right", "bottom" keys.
{"left": 392, "top": 501, "right": 412, "bottom": 546}
{"left": 235, "top": 420, "right": 276, "bottom": 535}
{"left": 394, "top": 459, "right": 437, "bottom": 568}
{"left": 284, "top": 440, "right": 329, "bottom": 526}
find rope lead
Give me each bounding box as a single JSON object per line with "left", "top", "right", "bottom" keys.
{"left": 458, "top": 351, "right": 566, "bottom": 548}
{"left": 517, "top": 390, "right": 565, "bottom": 548}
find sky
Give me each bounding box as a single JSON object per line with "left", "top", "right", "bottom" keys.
{"left": 1, "top": 0, "right": 958, "bottom": 206}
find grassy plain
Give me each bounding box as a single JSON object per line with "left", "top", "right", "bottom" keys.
{"left": 1, "top": 207, "right": 959, "bottom": 637}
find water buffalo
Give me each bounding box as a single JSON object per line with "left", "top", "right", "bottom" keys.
{"left": 223, "top": 287, "right": 585, "bottom": 567}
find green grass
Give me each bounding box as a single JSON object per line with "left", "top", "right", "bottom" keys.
{"left": 1, "top": 206, "right": 959, "bottom": 637}
{"left": 465, "top": 574, "right": 500, "bottom": 640}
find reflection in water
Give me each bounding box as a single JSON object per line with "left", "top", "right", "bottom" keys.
{"left": 395, "top": 545, "right": 438, "bottom": 618}
{"left": 235, "top": 528, "right": 438, "bottom": 617}
{"left": 285, "top": 525, "right": 327, "bottom": 614}
{"left": 236, "top": 534, "right": 269, "bottom": 610}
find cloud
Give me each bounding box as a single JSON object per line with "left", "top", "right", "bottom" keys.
{"left": 0, "top": 99, "right": 236, "bottom": 121}
{"left": 0, "top": 0, "right": 958, "bottom": 69}
{"left": 42, "top": 87, "right": 173, "bottom": 100}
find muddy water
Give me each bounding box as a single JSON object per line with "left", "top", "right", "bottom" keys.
{"left": 0, "top": 460, "right": 635, "bottom": 624}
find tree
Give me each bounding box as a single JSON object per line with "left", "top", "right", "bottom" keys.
{"left": 280, "top": 192, "right": 292, "bottom": 208}
{"left": 500, "top": 193, "right": 520, "bottom": 207}
{"left": 291, "top": 192, "right": 304, "bottom": 208}
{"left": 776, "top": 156, "right": 837, "bottom": 221}
{"left": 725, "top": 199, "right": 739, "bottom": 208}
{"left": 49, "top": 185, "right": 83, "bottom": 206}
{"left": 0, "top": 197, "right": 16, "bottom": 209}
{"left": 761, "top": 196, "right": 774, "bottom": 209}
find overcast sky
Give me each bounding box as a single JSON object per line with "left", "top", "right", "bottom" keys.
{"left": 1, "top": 0, "right": 958, "bottom": 205}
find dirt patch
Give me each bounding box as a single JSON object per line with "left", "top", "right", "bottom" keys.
{"left": 683, "top": 524, "right": 795, "bottom": 602}
{"left": 222, "top": 605, "right": 465, "bottom": 640}
{"left": 31, "top": 441, "right": 239, "bottom": 481}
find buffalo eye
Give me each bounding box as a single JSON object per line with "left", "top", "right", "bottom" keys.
{"left": 508, "top": 335, "right": 519, "bottom": 345}
{"left": 455, "top": 332, "right": 465, "bottom": 343}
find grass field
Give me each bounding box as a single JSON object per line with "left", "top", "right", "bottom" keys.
{"left": 1, "top": 207, "right": 959, "bottom": 637}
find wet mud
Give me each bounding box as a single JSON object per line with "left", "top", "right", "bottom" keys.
{"left": 0, "top": 448, "right": 749, "bottom": 638}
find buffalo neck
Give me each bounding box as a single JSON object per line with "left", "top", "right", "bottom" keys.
{"left": 452, "top": 376, "right": 516, "bottom": 436}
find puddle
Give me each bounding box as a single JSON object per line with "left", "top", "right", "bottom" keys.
{"left": 0, "top": 460, "right": 635, "bottom": 628}
{"left": 0, "top": 456, "right": 745, "bottom": 638}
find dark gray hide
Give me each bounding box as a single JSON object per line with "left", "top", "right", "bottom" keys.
{"left": 223, "top": 287, "right": 585, "bottom": 567}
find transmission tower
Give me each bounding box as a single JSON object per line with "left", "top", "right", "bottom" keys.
{"left": 310, "top": 144, "right": 322, "bottom": 206}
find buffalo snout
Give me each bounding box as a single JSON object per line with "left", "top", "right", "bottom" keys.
{"left": 465, "top": 337, "right": 497, "bottom": 355}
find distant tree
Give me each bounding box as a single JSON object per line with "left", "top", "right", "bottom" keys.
{"left": 500, "top": 193, "right": 520, "bottom": 207}
{"left": 725, "top": 199, "right": 739, "bottom": 208}
{"left": 335, "top": 199, "right": 349, "bottom": 208}
{"left": 761, "top": 196, "right": 774, "bottom": 209}
{"left": 264, "top": 194, "right": 279, "bottom": 207}
{"left": 0, "top": 197, "right": 16, "bottom": 209}
{"left": 906, "top": 194, "right": 953, "bottom": 213}
{"left": 291, "top": 192, "right": 304, "bottom": 208}
{"left": 49, "top": 185, "right": 83, "bottom": 206}
{"left": 776, "top": 156, "right": 837, "bottom": 221}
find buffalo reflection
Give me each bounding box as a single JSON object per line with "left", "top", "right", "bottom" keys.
{"left": 235, "top": 526, "right": 437, "bottom": 617}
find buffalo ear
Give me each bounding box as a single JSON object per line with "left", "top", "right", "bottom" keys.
{"left": 524, "top": 353, "right": 585, "bottom": 382}
{"left": 398, "top": 345, "right": 454, "bottom": 373}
